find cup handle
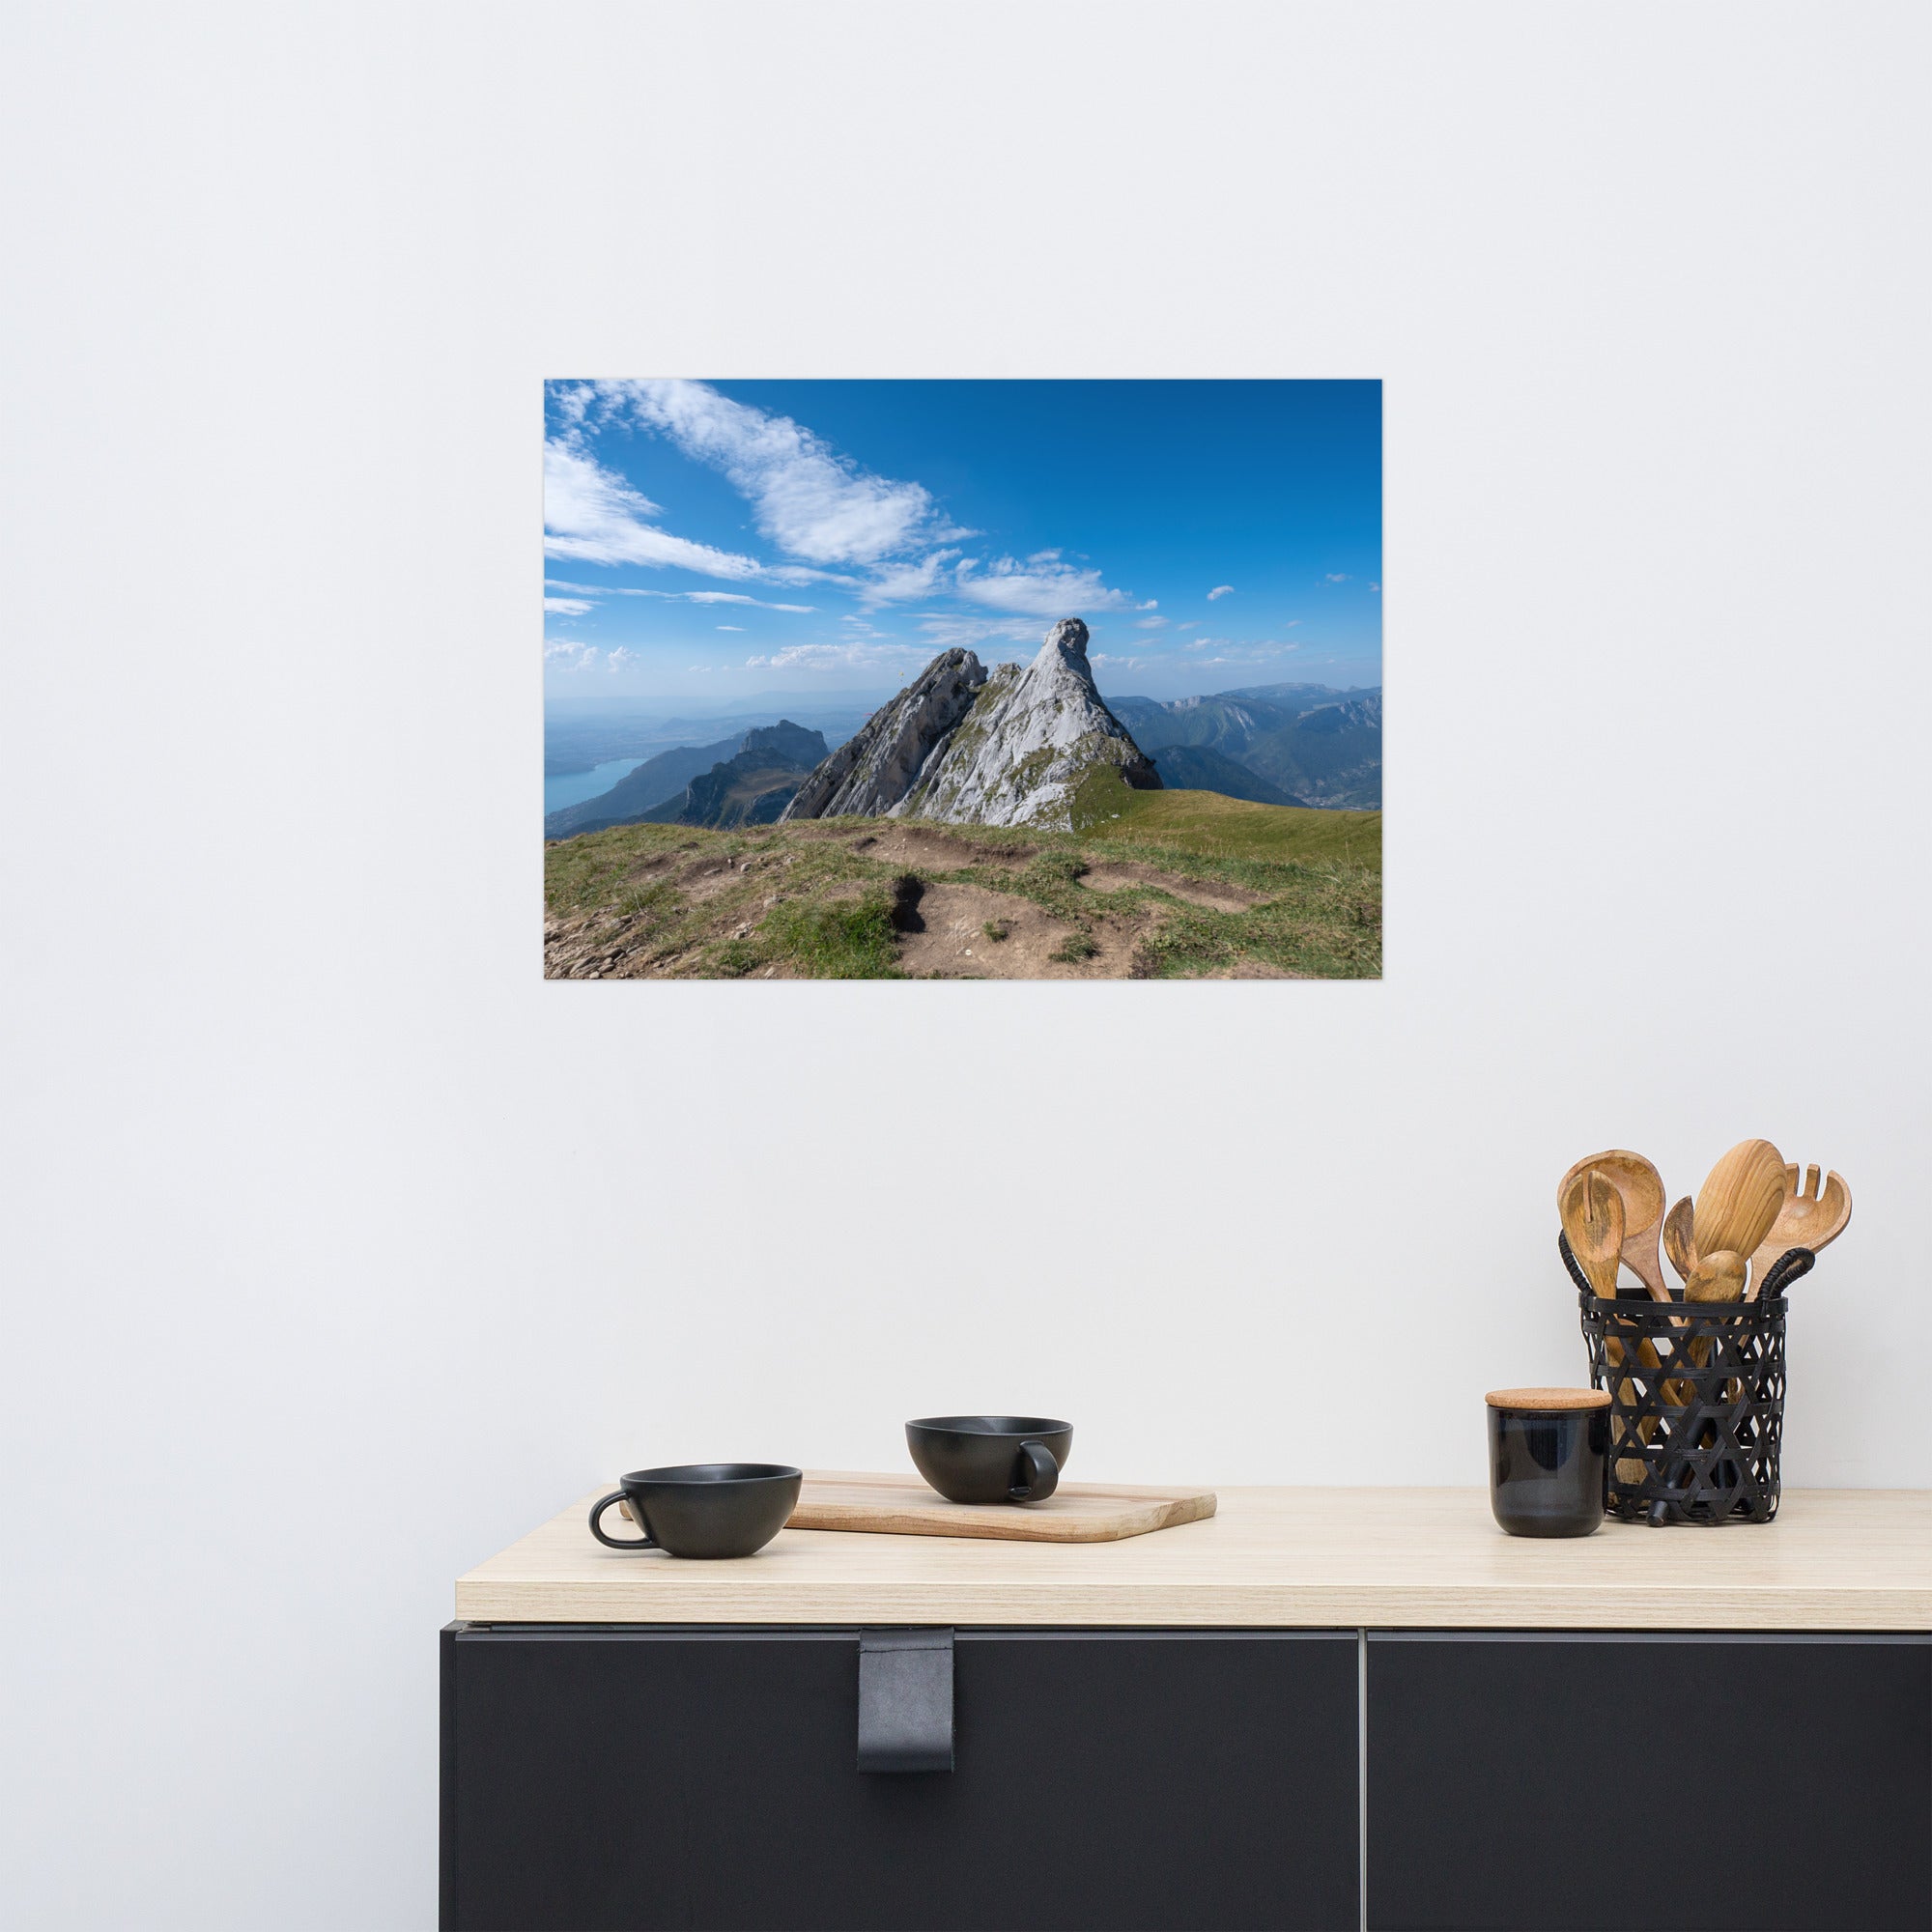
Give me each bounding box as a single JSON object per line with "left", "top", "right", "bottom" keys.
{"left": 588, "top": 1491, "right": 657, "bottom": 1550}
{"left": 1009, "top": 1440, "right": 1060, "bottom": 1503}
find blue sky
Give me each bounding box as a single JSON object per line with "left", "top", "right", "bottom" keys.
{"left": 543, "top": 380, "right": 1380, "bottom": 707}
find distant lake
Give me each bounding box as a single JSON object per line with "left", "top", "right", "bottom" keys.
{"left": 545, "top": 757, "right": 645, "bottom": 815}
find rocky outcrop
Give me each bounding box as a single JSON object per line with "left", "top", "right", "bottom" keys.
{"left": 782, "top": 620, "right": 1160, "bottom": 833}
{"left": 674, "top": 721, "right": 828, "bottom": 828}
{"left": 904, "top": 618, "right": 1159, "bottom": 829}
{"left": 780, "top": 649, "right": 986, "bottom": 820}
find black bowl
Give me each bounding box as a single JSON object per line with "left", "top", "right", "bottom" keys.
{"left": 588, "top": 1462, "right": 802, "bottom": 1558}
{"left": 906, "top": 1416, "right": 1073, "bottom": 1505}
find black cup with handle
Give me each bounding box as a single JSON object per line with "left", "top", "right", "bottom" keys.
{"left": 905, "top": 1416, "right": 1072, "bottom": 1505}
{"left": 587, "top": 1463, "right": 803, "bottom": 1558}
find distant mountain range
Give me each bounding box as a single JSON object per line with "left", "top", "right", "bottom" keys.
{"left": 1148, "top": 745, "right": 1294, "bottom": 805}
{"left": 546, "top": 665, "right": 1380, "bottom": 838}
{"left": 544, "top": 722, "right": 827, "bottom": 838}
{"left": 544, "top": 735, "right": 741, "bottom": 837}
{"left": 545, "top": 704, "right": 875, "bottom": 779}
{"left": 1110, "top": 683, "right": 1381, "bottom": 809}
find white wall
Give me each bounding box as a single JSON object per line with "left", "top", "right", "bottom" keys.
{"left": 5, "top": 3, "right": 1927, "bottom": 1925}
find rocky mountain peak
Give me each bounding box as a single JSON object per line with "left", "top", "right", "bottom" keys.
{"left": 784, "top": 618, "right": 1159, "bottom": 832}
{"left": 901, "top": 615, "right": 1159, "bottom": 829}
{"left": 1042, "top": 616, "right": 1090, "bottom": 661}
{"left": 780, "top": 648, "right": 987, "bottom": 821}
{"left": 739, "top": 719, "right": 827, "bottom": 766}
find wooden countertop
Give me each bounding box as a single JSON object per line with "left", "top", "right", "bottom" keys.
{"left": 454, "top": 1482, "right": 1932, "bottom": 1631}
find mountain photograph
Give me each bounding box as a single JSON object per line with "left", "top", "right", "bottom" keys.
{"left": 542, "top": 380, "right": 1381, "bottom": 979}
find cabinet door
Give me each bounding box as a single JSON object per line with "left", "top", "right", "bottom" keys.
{"left": 1366, "top": 1632, "right": 1932, "bottom": 1931}
{"left": 442, "top": 1625, "right": 1360, "bottom": 1932}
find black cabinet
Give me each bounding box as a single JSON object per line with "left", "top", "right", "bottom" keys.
{"left": 444, "top": 1623, "right": 1932, "bottom": 1931}
{"left": 1366, "top": 1633, "right": 1932, "bottom": 1931}
{"left": 441, "top": 1626, "right": 1361, "bottom": 1932}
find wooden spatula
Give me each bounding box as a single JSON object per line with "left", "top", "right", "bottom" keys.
{"left": 1692, "top": 1140, "right": 1787, "bottom": 1270}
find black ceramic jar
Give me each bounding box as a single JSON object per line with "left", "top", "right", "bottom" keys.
{"left": 1485, "top": 1387, "right": 1608, "bottom": 1538}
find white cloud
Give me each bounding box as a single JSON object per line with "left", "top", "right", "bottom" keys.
{"left": 1369, "top": 582, "right": 1380, "bottom": 592}
{"left": 910, "top": 611, "right": 1044, "bottom": 651}
{"left": 745, "top": 641, "right": 928, "bottom": 672}
{"left": 543, "top": 579, "right": 813, "bottom": 612}
{"left": 1178, "top": 621, "right": 1200, "bottom": 631}
{"left": 568, "top": 378, "right": 967, "bottom": 566}
{"left": 1183, "top": 636, "right": 1299, "bottom": 662}
{"left": 606, "top": 646, "right": 638, "bottom": 674}
{"left": 683, "top": 590, "right": 815, "bottom": 611}
{"left": 542, "top": 440, "right": 767, "bottom": 578}
{"left": 543, "top": 596, "right": 593, "bottom": 615}
{"left": 857, "top": 550, "right": 957, "bottom": 606}
{"left": 1134, "top": 615, "right": 1168, "bottom": 631}
{"left": 1139, "top": 599, "right": 1158, "bottom": 611}
{"left": 715, "top": 624, "right": 745, "bottom": 632}
{"left": 953, "top": 554, "right": 1133, "bottom": 617}
{"left": 1324, "top": 573, "right": 1350, "bottom": 582}
{"left": 1208, "top": 584, "right": 1234, "bottom": 600}
{"left": 1090, "top": 654, "right": 1142, "bottom": 669}
{"left": 543, "top": 638, "right": 599, "bottom": 670}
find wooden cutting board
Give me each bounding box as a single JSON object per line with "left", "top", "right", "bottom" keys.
{"left": 785, "top": 1470, "right": 1217, "bottom": 1544}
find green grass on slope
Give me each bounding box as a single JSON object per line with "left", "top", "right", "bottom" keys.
{"left": 1072, "top": 766, "right": 1381, "bottom": 870}
{"left": 544, "top": 797, "right": 1381, "bottom": 980}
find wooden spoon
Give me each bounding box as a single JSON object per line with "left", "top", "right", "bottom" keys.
{"left": 1683, "top": 1249, "right": 1747, "bottom": 1304}
{"left": 1662, "top": 1197, "right": 1697, "bottom": 1285}
{"left": 1556, "top": 1151, "right": 1669, "bottom": 1301}
{"left": 1664, "top": 1247, "right": 1748, "bottom": 1405}
{"left": 1747, "top": 1165, "right": 1852, "bottom": 1299}
{"left": 1559, "top": 1168, "right": 1624, "bottom": 1297}
{"left": 1692, "top": 1140, "right": 1786, "bottom": 1267}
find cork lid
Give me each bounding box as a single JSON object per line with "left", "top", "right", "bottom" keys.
{"left": 1485, "top": 1386, "right": 1611, "bottom": 1411}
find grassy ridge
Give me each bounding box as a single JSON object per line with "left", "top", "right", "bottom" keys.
{"left": 1072, "top": 767, "right": 1380, "bottom": 870}
{"left": 545, "top": 792, "right": 1381, "bottom": 980}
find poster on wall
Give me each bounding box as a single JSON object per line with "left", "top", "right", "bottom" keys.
{"left": 543, "top": 380, "right": 1381, "bottom": 980}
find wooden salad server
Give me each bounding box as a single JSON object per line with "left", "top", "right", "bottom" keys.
{"left": 1747, "top": 1165, "right": 1852, "bottom": 1299}
{"left": 1559, "top": 1167, "right": 1625, "bottom": 1297}
{"left": 1557, "top": 1151, "right": 1669, "bottom": 1301}
{"left": 1559, "top": 1168, "right": 1649, "bottom": 1482}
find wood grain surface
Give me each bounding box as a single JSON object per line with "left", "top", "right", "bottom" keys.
{"left": 1692, "top": 1138, "right": 1788, "bottom": 1264}
{"left": 453, "top": 1484, "right": 1932, "bottom": 1631}
{"left": 784, "top": 1471, "right": 1216, "bottom": 1542}
{"left": 1484, "top": 1387, "right": 1611, "bottom": 1410}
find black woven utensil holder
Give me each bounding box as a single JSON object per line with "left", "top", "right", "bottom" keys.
{"left": 1563, "top": 1233, "right": 1811, "bottom": 1526}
